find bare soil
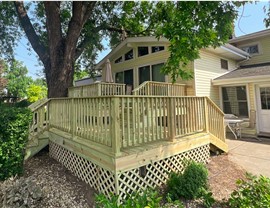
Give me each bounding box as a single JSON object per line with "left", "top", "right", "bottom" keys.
{"left": 21, "top": 148, "right": 246, "bottom": 207}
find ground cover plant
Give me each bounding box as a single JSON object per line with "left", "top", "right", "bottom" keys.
{"left": 229, "top": 173, "right": 270, "bottom": 208}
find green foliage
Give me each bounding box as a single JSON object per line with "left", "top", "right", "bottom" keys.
{"left": 200, "top": 188, "right": 215, "bottom": 208}
{"left": 0, "top": 105, "right": 32, "bottom": 180}
{"left": 153, "top": 1, "right": 240, "bottom": 81}
{"left": 166, "top": 161, "right": 208, "bottom": 200}
{"left": 1, "top": 1, "right": 248, "bottom": 84}
{"left": 229, "top": 173, "right": 270, "bottom": 208}
{"left": 95, "top": 189, "right": 165, "bottom": 208}
{"left": 0, "top": 176, "right": 43, "bottom": 208}
{"left": 26, "top": 84, "right": 47, "bottom": 103}
{"left": 4, "top": 60, "right": 32, "bottom": 99}
{"left": 14, "top": 99, "right": 31, "bottom": 108}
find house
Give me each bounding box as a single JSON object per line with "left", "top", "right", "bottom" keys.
{"left": 28, "top": 31, "right": 267, "bottom": 201}
{"left": 213, "top": 29, "right": 270, "bottom": 136}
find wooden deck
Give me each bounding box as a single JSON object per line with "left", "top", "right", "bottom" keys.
{"left": 26, "top": 81, "right": 227, "bottom": 200}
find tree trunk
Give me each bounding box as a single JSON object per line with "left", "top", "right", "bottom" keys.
{"left": 46, "top": 64, "right": 74, "bottom": 98}
{"left": 14, "top": 1, "right": 96, "bottom": 98}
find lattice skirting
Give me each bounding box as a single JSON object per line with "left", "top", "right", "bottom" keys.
{"left": 117, "top": 144, "right": 210, "bottom": 200}
{"left": 49, "top": 141, "right": 209, "bottom": 201}
{"left": 49, "top": 141, "right": 116, "bottom": 197}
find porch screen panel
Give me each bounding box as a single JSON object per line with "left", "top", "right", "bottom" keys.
{"left": 222, "top": 86, "right": 248, "bottom": 117}
{"left": 139, "top": 65, "right": 150, "bottom": 84}
{"left": 152, "top": 63, "right": 165, "bottom": 82}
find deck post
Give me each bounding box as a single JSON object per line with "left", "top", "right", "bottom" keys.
{"left": 168, "top": 97, "right": 176, "bottom": 142}
{"left": 71, "top": 98, "right": 75, "bottom": 137}
{"left": 98, "top": 83, "right": 102, "bottom": 96}
{"left": 204, "top": 97, "right": 209, "bottom": 133}
{"left": 111, "top": 97, "right": 121, "bottom": 156}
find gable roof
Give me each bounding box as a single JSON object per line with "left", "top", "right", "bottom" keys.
{"left": 229, "top": 29, "right": 270, "bottom": 44}
{"left": 212, "top": 63, "right": 270, "bottom": 85}
{"left": 96, "top": 36, "right": 250, "bottom": 69}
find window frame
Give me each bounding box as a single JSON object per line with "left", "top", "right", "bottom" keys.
{"left": 138, "top": 62, "right": 165, "bottom": 84}
{"left": 240, "top": 42, "right": 261, "bottom": 56}
{"left": 151, "top": 46, "right": 165, "bottom": 53}
{"left": 124, "top": 49, "right": 134, "bottom": 61}
{"left": 138, "top": 46, "right": 149, "bottom": 57}
{"left": 220, "top": 59, "right": 229, "bottom": 70}
{"left": 220, "top": 85, "right": 250, "bottom": 118}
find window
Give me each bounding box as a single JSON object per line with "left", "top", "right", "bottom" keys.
{"left": 125, "top": 49, "right": 133, "bottom": 61}
{"left": 114, "top": 56, "right": 123, "bottom": 64}
{"left": 241, "top": 44, "right": 259, "bottom": 55}
{"left": 220, "top": 59, "right": 228, "bottom": 70}
{"left": 152, "top": 63, "right": 165, "bottom": 82}
{"left": 139, "top": 66, "right": 151, "bottom": 84}
{"left": 222, "top": 86, "right": 248, "bottom": 117}
{"left": 152, "top": 46, "right": 164, "bottom": 53}
{"left": 139, "top": 63, "right": 165, "bottom": 84}
{"left": 138, "top": 47, "right": 149, "bottom": 57}
{"left": 115, "top": 69, "right": 133, "bottom": 88}
{"left": 260, "top": 87, "right": 270, "bottom": 110}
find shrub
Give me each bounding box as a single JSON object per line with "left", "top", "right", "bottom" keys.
{"left": 229, "top": 173, "right": 270, "bottom": 208}
{"left": 0, "top": 105, "right": 32, "bottom": 180}
{"left": 166, "top": 160, "right": 209, "bottom": 200}
{"left": 0, "top": 176, "right": 42, "bottom": 208}
{"left": 95, "top": 188, "right": 182, "bottom": 208}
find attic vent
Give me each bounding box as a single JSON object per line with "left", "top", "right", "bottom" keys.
{"left": 220, "top": 59, "right": 228, "bottom": 70}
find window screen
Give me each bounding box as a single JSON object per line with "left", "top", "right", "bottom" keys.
{"left": 222, "top": 86, "right": 248, "bottom": 117}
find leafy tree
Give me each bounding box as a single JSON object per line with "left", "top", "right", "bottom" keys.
{"left": 0, "top": 1, "right": 249, "bottom": 97}
{"left": 5, "top": 60, "right": 32, "bottom": 100}
{"left": 26, "top": 84, "right": 47, "bottom": 103}
{"left": 0, "top": 60, "right": 8, "bottom": 95}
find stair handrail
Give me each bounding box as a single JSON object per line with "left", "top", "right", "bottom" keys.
{"left": 28, "top": 98, "right": 49, "bottom": 112}
{"left": 205, "top": 97, "right": 226, "bottom": 142}
{"left": 132, "top": 81, "right": 152, "bottom": 95}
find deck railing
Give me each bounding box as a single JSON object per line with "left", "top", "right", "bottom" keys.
{"left": 37, "top": 96, "right": 225, "bottom": 155}
{"left": 68, "top": 82, "right": 126, "bottom": 97}
{"left": 132, "top": 81, "right": 186, "bottom": 96}
{"left": 206, "top": 97, "right": 226, "bottom": 141}
{"left": 28, "top": 100, "right": 50, "bottom": 147}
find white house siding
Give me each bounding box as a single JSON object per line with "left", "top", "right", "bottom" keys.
{"left": 194, "top": 50, "right": 237, "bottom": 106}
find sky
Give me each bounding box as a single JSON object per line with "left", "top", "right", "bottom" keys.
{"left": 14, "top": 2, "right": 269, "bottom": 80}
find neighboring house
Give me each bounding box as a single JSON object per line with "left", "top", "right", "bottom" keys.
{"left": 213, "top": 29, "right": 270, "bottom": 136}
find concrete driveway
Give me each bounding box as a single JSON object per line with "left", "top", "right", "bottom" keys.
{"left": 226, "top": 135, "right": 270, "bottom": 177}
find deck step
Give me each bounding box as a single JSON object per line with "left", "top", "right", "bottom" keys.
{"left": 24, "top": 135, "right": 49, "bottom": 160}
{"left": 209, "top": 134, "right": 228, "bottom": 153}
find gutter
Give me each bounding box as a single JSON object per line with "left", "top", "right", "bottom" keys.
{"left": 221, "top": 44, "right": 250, "bottom": 60}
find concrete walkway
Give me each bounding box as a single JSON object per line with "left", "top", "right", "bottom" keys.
{"left": 226, "top": 135, "right": 270, "bottom": 177}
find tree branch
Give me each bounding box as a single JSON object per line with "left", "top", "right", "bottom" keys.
{"left": 14, "top": 1, "right": 49, "bottom": 66}
{"left": 65, "top": 1, "right": 96, "bottom": 60}
{"left": 44, "top": 2, "right": 62, "bottom": 51}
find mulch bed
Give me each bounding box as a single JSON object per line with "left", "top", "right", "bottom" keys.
{"left": 2, "top": 148, "right": 246, "bottom": 207}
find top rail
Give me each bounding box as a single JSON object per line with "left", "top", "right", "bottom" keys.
{"left": 68, "top": 82, "right": 126, "bottom": 97}
{"left": 132, "top": 81, "right": 186, "bottom": 96}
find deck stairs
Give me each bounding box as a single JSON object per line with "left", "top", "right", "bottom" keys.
{"left": 25, "top": 99, "right": 50, "bottom": 160}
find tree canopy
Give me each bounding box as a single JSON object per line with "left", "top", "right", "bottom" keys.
{"left": 0, "top": 1, "right": 255, "bottom": 97}
{"left": 4, "top": 60, "right": 32, "bottom": 99}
